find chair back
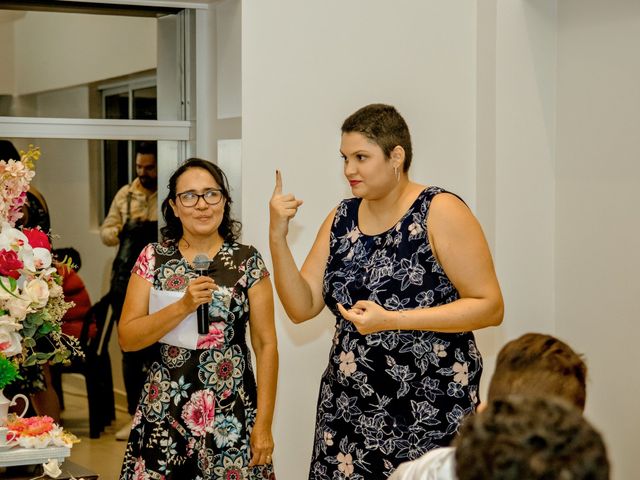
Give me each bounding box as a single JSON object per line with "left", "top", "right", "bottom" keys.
{"left": 80, "top": 293, "right": 114, "bottom": 357}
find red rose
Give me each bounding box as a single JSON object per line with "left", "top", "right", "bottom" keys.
{"left": 0, "top": 249, "right": 24, "bottom": 279}
{"left": 22, "top": 228, "right": 51, "bottom": 251}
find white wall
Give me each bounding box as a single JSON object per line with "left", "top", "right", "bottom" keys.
{"left": 494, "top": 0, "right": 557, "bottom": 339}
{"left": 242, "top": 1, "right": 480, "bottom": 477}
{"left": 13, "top": 11, "right": 156, "bottom": 95}
{"left": 556, "top": 1, "right": 640, "bottom": 478}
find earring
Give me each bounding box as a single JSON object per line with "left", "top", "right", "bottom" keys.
{"left": 394, "top": 165, "right": 400, "bottom": 183}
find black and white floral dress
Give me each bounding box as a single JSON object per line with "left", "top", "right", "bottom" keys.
{"left": 310, "top": 187, "right": 482, "bottom": 479}
{"left": 119, "top": 241, "right": 276, "bottom": 480}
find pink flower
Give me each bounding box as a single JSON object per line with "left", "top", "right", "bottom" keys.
{"left": 22, "top": 228, "right": 50, "bottom": 250}
{"left": 133, "top": 457, "right": 150, "bottom": 480}
{"left": 196, "top": 322, "right": 225, "bottom": 349}
{"left": 337, "top": 452, "right": 354, "bottom": 476}
{"left": 339, "top": 351, "right": 357, "bottom": 377}
{"left": 181, "top": 390, "right": 216, "bottom": 436}
{"left": 0, "top": 249, "right": 23, "bottom": 279}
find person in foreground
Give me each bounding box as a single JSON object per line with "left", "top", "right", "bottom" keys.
{"left": 455, "top": 395, "right": 610, "bottom": 480}
{"left": 390, "top": 332, "right": 588, "bottom": 480}
{"left": 269, "top": 104, "right": 504, "bottom": 479}
{"left": 118, "top": 159, "right": 278, "bottom": 479}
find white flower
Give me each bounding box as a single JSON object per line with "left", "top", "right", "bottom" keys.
{"left": 17, "top": 434, "right": 51, "bottom": 449}
{"left": 42, "top": 458, "right": 62, "bottom": 478}
{"left": 48, "top": 282, "right": 63, "bottom": 299}
{"left": 0, "top": 326, "right": 22, "bottom": 357}
{"left": 6, "top": 297, "right": 30, "bottom": 322}
{"left": 0, "top": 222, "right": 28, "bottom": 251}
{"left": 22, "top": 278, "right": 49, "bottom": 308}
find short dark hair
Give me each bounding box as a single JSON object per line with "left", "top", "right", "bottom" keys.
{"left": 135, "top": 141, "right": 157, "bottom": 160}
{"left": 488, "top": 333, "right": 587, "bottom": 410}
{"left": 160, "top": 158, "right": 241, "bottom": 243}
{"left": 341, "top": 104, "right": 413, "bottom": 171}
{"left": 0, "top": 139, "right": 20, "bottom": 161}
{"left": 455, "top": 395, "right": 610, "bottom": 480}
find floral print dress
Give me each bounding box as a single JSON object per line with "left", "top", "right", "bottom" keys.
{"left": 310, "top": 187, "right": 482, "bottom": 479}
{"left": 119, "top": 241, "right": 275, "bottom": 480}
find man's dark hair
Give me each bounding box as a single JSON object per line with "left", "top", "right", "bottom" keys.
{"left": 488, "top": 333, "right": 587, "bottom": 410}
{"left": 455, "top": 395, "right": 610, "bottom": 480}
{"left": 135, "top": 141, "right": 157, "bottom": 159}
{"left": 341, "top": 103, "right": 413, "bottom": 171}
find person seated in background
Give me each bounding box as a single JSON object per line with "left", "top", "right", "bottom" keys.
{"left": 389, "top": 333, "right": 587, "bottom": 480}
{"left": 52, "top": 247, "right": 94, "bottom": 340}
{"left": 455, "top": 395, "right": 610, "bottom": 480}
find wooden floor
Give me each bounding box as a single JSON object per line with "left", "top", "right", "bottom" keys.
{"left": 60, "top": 383, "right": 129, "bottom": 480}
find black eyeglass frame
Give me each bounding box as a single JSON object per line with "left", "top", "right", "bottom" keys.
{"left": 176, "top": 189, "right": 224, "bottom": 207}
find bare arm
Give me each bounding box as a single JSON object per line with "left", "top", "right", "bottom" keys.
{"left": 269, "top": 170, "right": 333, "bottom": 323}
{"left": 247, "top": 276, "right": 278, "bottom": 466}
{"left": 339, "top": 193, "right": 504, "bottom": 334}
{"left": 117, "top": 273, "right": 216, "bottom": 351}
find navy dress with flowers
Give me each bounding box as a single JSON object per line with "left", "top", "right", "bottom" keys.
{"left": 119, "top": 241, "right": 275, "bottom": 480}
{"left": 310, "top": 187, "right": 482, "bottom": 479}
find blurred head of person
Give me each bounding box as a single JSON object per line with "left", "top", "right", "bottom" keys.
{"left": 455, "top": 395, "right": 610, "bottom": 480}
{"left": 135, "top": 141, "right": 158, "bottom": 191}
{"left": 488, "top": 332, "right": 587, "bottom": 410}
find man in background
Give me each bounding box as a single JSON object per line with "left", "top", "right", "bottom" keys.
{"left": 100, "top": 141, "right": 158, "bottom": 441}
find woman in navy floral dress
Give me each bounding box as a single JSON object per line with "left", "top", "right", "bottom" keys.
{"left": 119, "top": 159, "right": 278, "bottom": 479}
{"left": 269, "top": 104, "right": 503, "bottom": 479}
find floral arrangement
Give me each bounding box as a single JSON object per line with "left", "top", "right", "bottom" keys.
{"left": 0, "top": 146, "right": 81, "bottom": 390}
{"left": 6, "top": 415, "right": 79, "bottom": 449}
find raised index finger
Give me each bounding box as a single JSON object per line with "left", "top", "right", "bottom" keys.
{"left": 273, "top": 169, "right": 283, "bottom": 195}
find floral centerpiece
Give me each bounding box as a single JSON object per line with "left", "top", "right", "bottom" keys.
{"left": 0, "top": 146, "right": 81, "bottom": 395}
{"left": 6, "top": 415, "right": 78, "bottom": 449}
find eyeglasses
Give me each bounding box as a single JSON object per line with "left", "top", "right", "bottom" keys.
{"left": 176, "top": 189, "right": 224, "bottom": 207}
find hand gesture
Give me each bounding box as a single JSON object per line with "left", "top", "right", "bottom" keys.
{"left": 180, "top": 276, "right": 217, "bottom": 313}
{"left": 338, "top": 300, "right": 397, "bottom": 335}
{"left": 269, "top": 170, "right": 303, "bottom": 239}
{"left": 248, "top": 423, "right": 274, "bottom": 467}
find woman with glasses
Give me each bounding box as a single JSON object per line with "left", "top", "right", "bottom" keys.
{"left": 118, "top": 159, "right": 278, "bottom": 480}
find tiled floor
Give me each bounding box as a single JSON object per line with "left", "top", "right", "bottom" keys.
{"left": 60, "top": 385, "right": 129, "bottom": 479}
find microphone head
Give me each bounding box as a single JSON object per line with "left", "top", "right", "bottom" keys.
{"left": 193, "top": 253, "right": 210, "bottom": 271}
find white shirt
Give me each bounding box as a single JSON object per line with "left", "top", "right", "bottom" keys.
{"left": 389, "top": 447, "right": 457, "bottom": 480}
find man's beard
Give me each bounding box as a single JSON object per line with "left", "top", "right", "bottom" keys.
{"left": 139, "top": 176, "right": 157, "bottom": 189}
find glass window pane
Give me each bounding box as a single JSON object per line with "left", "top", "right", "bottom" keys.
{"left": 132, "top": 87, "right": 157, "bottom": 120}
{"left": 104, "top": 92, "right": 130, "bottom": 120}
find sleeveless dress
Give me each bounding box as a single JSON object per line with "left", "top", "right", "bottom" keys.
{"left": 119, "top": 241, "right": 276, "bottom": 480}
{"left": 309, "top": 187, "right": 482, "bottom": 479}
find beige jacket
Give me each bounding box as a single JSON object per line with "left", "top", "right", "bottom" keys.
{"left": 99, "top": 178, "right": 158, "bottom": 246}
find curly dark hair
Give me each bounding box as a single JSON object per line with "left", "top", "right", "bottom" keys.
{"left": 455, "top": 395, "right": 610, "bottom": 480}
{"left": 160, "top": 158, "right": 241, "bottom": 243}
{"left": 341, "top": 104, "right": 413, "bottom": 171}
{"left": 488, "top": 333, "right": 587, "bottom": 410}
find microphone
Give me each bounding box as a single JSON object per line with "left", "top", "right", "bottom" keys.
{"left": 193, "top": 253, "right": 211, "bottom": 335}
